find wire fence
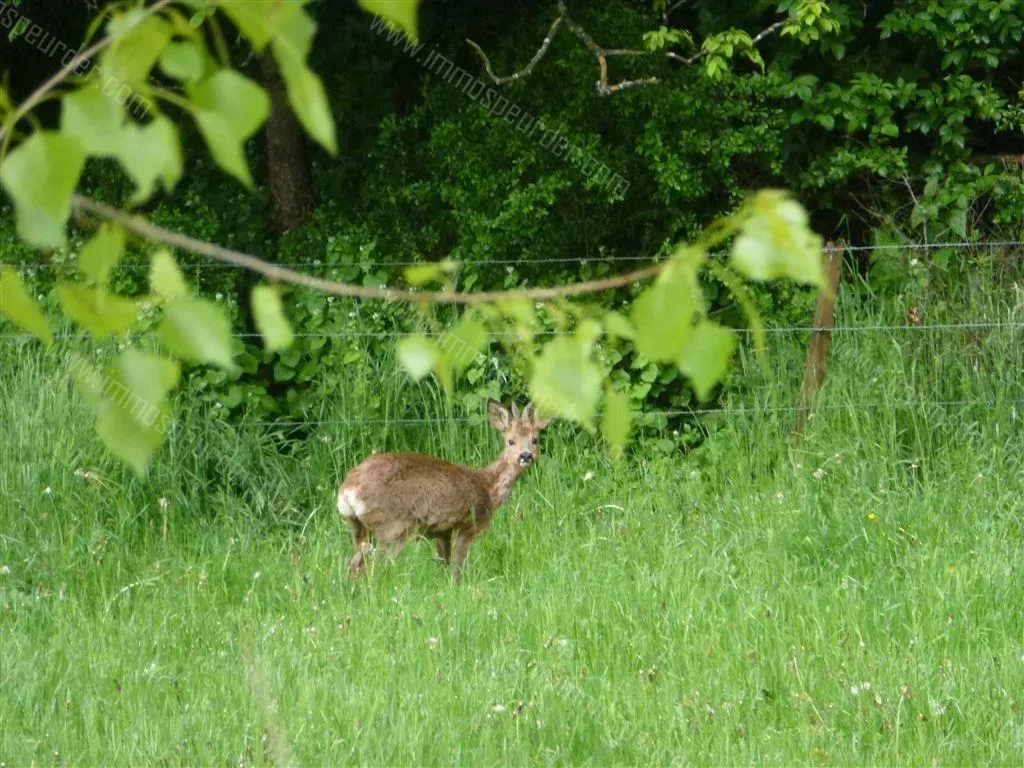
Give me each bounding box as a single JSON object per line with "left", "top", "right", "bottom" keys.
{"left": 239, "top": 399, "right": 1024, "bottom": 430}
{"left": 7, "top": 238, "right": 1024, "bottom": 273}
{"left": 2, "top": 239, "right": 1022, "bottom": 430}
{"left": 2, "top": 320, "right": 1023, "bottom": 343}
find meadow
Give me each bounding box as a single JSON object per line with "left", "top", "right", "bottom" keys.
{"left": 2, "top": 258, "right": 1023, "bottom": 765}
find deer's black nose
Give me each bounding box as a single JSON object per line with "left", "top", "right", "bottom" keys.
{"left": 518, "top": 451, "right": 533, "bottom": 464}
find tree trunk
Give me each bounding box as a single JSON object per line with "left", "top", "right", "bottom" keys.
{"left": 258, "top": 51, "right": 316, "bottom": 233}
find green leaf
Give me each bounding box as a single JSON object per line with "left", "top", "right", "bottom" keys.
{"left": 601, "top": 385, "right": 632, "bottom": 460}
{"left": 160, "top": 297, "right": 238, "bottom": 371}
{"left": 731, "top": 190, "right": 824, "bottom": 286}
{"left": 404, "top": 263, "right": 444, "bottom": 286}
{"left": 272, "top": 8, "right": 338, "bottom": 155}
{"left": 159, "top": 40, "right": 210, "bottom": 83}
{"left": 221, "top": 0, "right": 303, "bottom": 51}
{"left": 677, "top": 320, "right": 736, "bottom": 401}
{"left": 103, "top": 14, "right": 172, "bottom": 89}
{"left": 251, "top": 284, "right": 294, "bottom": 352}
{"left": 114, "top": 115, "right": 183, "bottom": 203}
{"left": 149, "top": 249, "right": 189, "bottom": 303}
{"left": 58, "top": 282, "right": 138, "bottom": 338}
{"left": 575, "top": 318, "right": 603, "bottom": 352}
{"left": 0, "top": 132, "right": 87, "bottom": 248}
{"left": 79, "top": 224, "right": 125, "bottom": 287}
{"left": 93, "top": 349, "right": 180, "bottom": 477}
{"left": 603, "top": 311, "right": 635, "bottom": 340}
{"left": 495, "top": 298, "right": 536, "bottom": 328}
{"left": 188, "top": 70, "right": 270, "bottom": 187}
{"left": 61, "top": 87, "right": 126, "bottom": 156}
{"left": 529, "top": 336, "right": 602, "bottom": 427}
{"left": 397, "top": 334, "right": 440, "bottom": 380}
{"left": 0, "top": 266, "right": 53, "bottom": 346}
{"left": 359, "top": 0, "right": 420, "bottom": 41}
{"left": 630, "top": 262, "right": 695, "bottom": 362}
{"left": 441, "top": 311, "right": 487, "bottom": 372}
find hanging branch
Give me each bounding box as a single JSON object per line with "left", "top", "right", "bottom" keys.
{"left": 0, "top": 0, "right": 177, "bottom": 150}
{"left": 465, "top": 17, "right": 563, "bottom": 85}
{"left": 467, "top": 1, "right": 787, "bottom": 96}
{"left": 70, "top": 195, "right": 667, "bottom": 305}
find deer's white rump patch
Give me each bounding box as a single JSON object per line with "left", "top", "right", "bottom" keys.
{"left": 337, "top": 487, "right": 367, "bottom": 519}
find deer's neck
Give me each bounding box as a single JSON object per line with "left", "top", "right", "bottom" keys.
{"left": 483, "top": 455, "right": 523, "bottom": 509}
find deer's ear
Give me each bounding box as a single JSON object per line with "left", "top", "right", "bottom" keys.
{"left": 525, "top": 402, "right": 551, "bottom": 429}
{"left": 510, "top": 402, "right": 521, "bottom": 421}
{"left": 487, "top": 398, "right": 511, "bottom": 431}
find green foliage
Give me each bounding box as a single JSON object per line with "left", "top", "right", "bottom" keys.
{"left": 188, "top": 70, "right": 270, "bottom": 188}
{"left": 630, "top": 259, "right": 697, "bottom": 362}
{"left": 272, "top": 8, "right": 338, "bottom": 155}
{"left": 160, "top": 297, "right": 238, "bottom": 373}
{"left": 529, "top": 335, "right": 603, "bottom": 429}
{"left": 78, "top": 224, "right": 125, "bottom": 287}
{"left": 90, "top": 349, "right": 180, "bottom": 477}
{"left": 251, "top": 285, "right": 295, "bottom": 353}
{"left": 358, "top": 0, "right": 421, "bottom": 41}
{"left": 11, "top": 0, "right": 1018, "bottom": 477}
{"left": 600, "top": 383, "right": 632, "bottom": 458}
{"left": 677, "top": 321, "right": 737, "bottom": 402}
{"left": 0, "top": 132, "right": 86, "bottom": 248}
{"left": 0, "top": 265, "right": 53, "bottom": 346}
{"left": 58, "top": 282, "right": 138, "bottom": 338}
{"left": 397, "top": 334, "right": 441, "bottom": 381}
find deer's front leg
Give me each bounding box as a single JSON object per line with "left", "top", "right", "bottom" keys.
{"left": 450, "top": 530, "right": 474, "bottom": 583}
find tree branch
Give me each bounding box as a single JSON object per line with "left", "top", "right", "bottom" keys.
{"left": 468, "top": 1, "right": 788, "bottom": 97}
{"left": 0, "top": 0, "right": 177, "bottom": 151}
{"left": 71, "top": 195, "right": 666, "bottom": 305}
{"left": 663, "top": 0, "right": 690, "bottom": 26}
{"left": 466, "top": 17, "right": 563, "bottom": 85}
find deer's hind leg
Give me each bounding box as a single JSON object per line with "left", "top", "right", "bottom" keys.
{"left": 346, "top": 517, "right": 371, "bottom": 580}
{"left": 374, "top": 518, "right": 413, "bottom": 563}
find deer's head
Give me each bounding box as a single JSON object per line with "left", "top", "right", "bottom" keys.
{"left": 488, "top": 399, "right": 551, "bottom": 468}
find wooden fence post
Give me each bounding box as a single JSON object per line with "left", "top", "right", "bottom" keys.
{"left": 792, "top": 242, "right": 844, "bottom": 438}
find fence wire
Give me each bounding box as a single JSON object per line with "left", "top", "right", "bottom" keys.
{"left": 1, "top": 320, "right": 1021, "bottom": 343}
{"left": 2, "top": 239, "right": 1021, "bottom": 429}
{"left": 240, "top": 398, "right": 1024, "bottom": 430}
{"left": 7, "top": 238, "right": 1023, "bottom": 273}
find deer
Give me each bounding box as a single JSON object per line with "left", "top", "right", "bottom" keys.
{"left": 336, "top": 399, "right": 551, "bottom": 582}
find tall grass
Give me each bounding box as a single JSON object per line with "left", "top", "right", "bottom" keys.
{"left": 2, "top": 256, "right": 1023, "bottom": 765}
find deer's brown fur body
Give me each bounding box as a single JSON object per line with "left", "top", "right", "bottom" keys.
{"left": 337, "top": 400, "right": 549, "bottom": 581}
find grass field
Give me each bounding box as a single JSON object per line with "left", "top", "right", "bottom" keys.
{"left": 2, "top": 267, "right": 1023, "bottom": 765}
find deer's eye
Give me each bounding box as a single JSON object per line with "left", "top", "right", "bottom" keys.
{"left": 532, "top": 438, "right": 538, "bottom": 445}
{"left": 508, "top": 439, "right": 515, "bottom": 445}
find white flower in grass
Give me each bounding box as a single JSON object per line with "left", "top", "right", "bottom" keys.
{"left": 0, "top": 565, "right": 11, "bottom": 576}
{"left": 492, "top": 704, "right": 506, "bottom": 714}
{"left": 812, "top": 467, "right": 826, "bottom": 479}
{"left": 427, "top": 636, "right": 439, "bottom": 649}
{"left": 582, "top": 471, "right": 594, "bottom": 482}
{"left": 43, "top": 487, "right": 52, "bottom": 496}
{"left": 158, "top": 498, "right": 169, "bottom": 512}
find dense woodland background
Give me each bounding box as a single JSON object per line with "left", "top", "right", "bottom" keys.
{"left": 2, "top": 0, "right": 1023, "bottom": 429}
